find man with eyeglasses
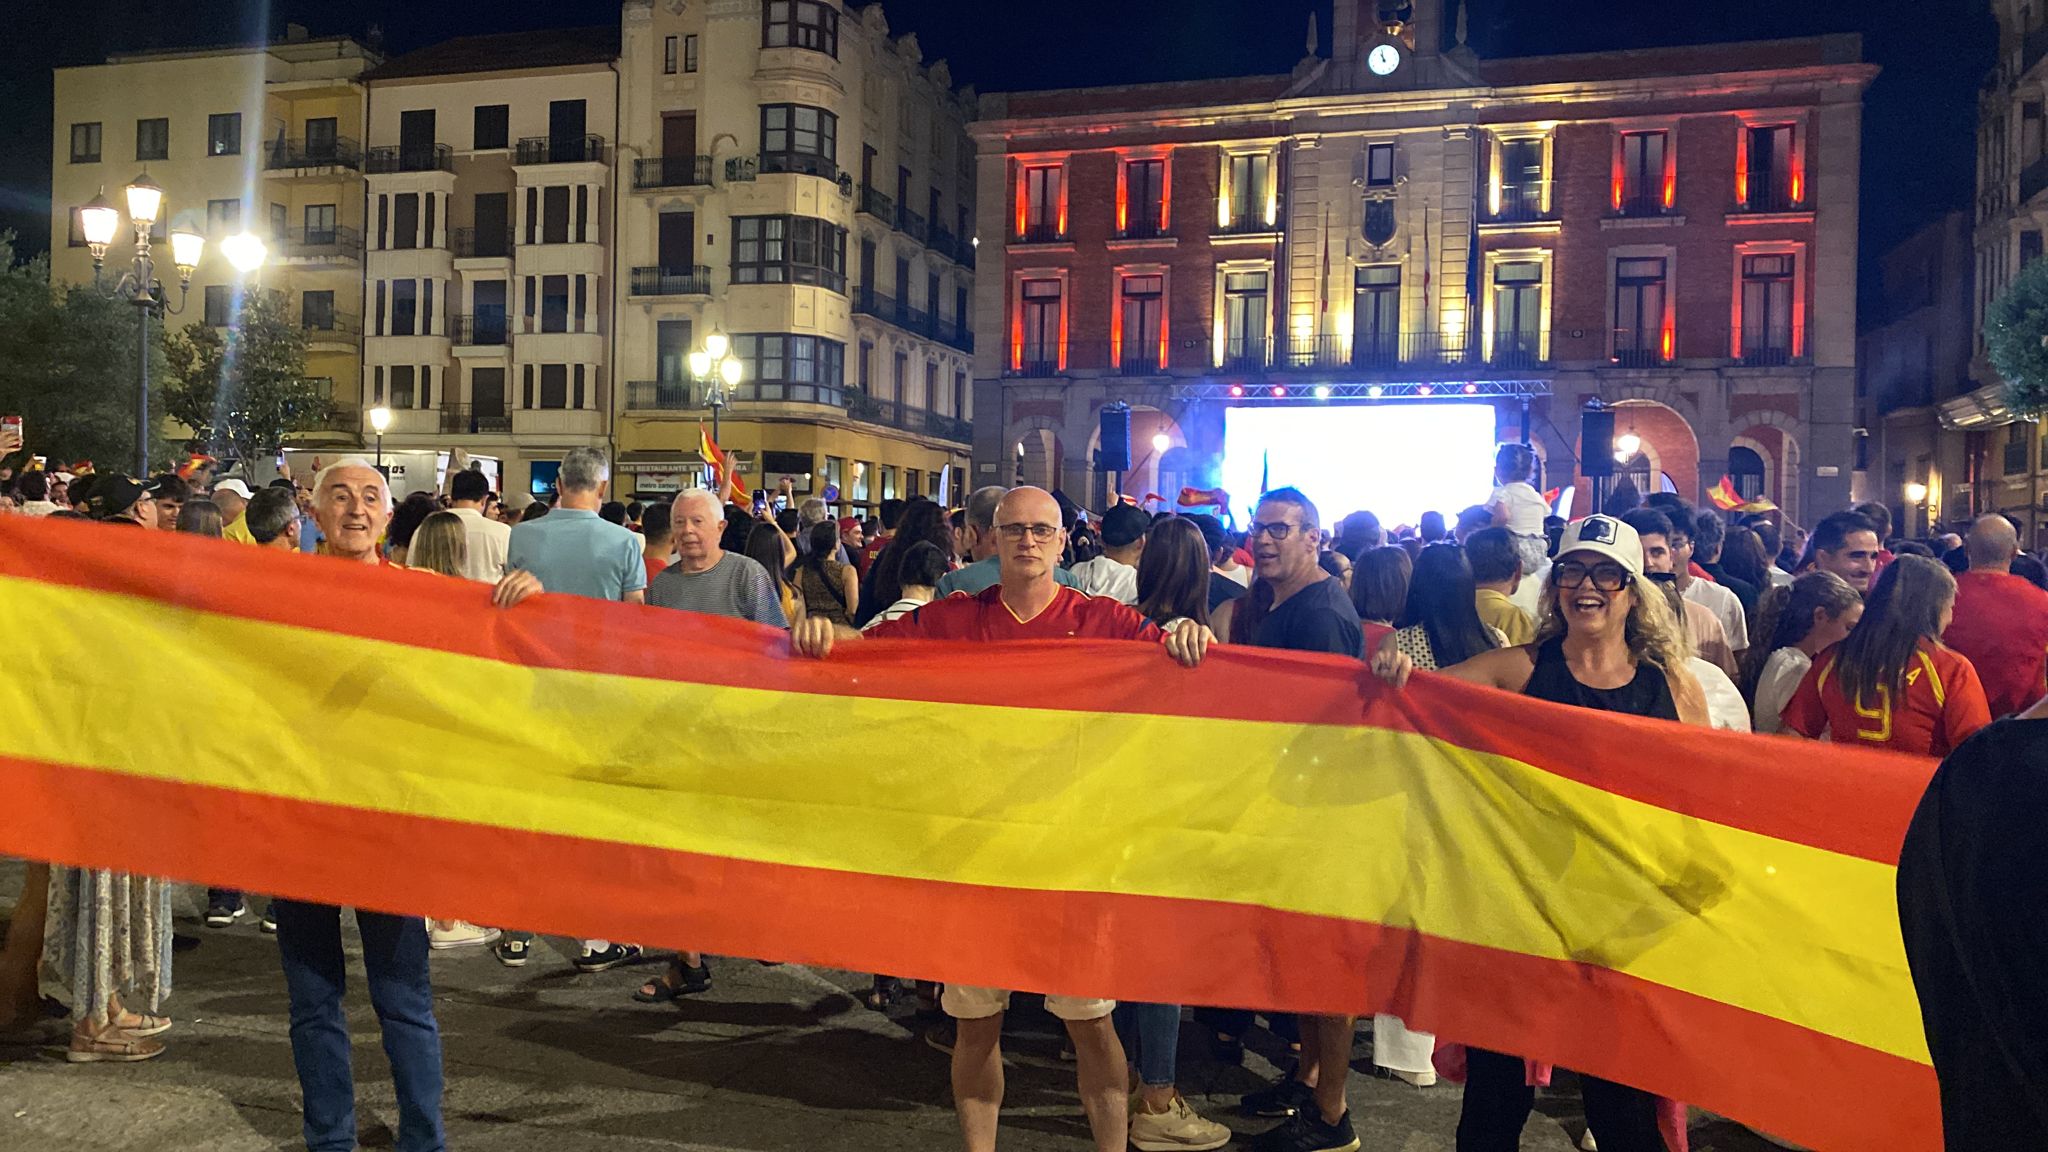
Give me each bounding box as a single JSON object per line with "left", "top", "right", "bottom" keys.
{"left": 791, "top": 485, "right": 1212, "bottom": 1152}
{"left": 1232, "top": 487, "right": 1366, "bottom": 1152}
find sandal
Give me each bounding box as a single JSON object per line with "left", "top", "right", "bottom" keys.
{"left": 860, "top": 979, "right": 900, "bottom": 1011}
{"left": 634, "top": 959, "right": 712, "bottom": 1003}
{"left": 114, "top": 1012, "right": 171, "bottom": 1038}
{"left": 66, "top": 1029, "right": 165, "bottom": 1063}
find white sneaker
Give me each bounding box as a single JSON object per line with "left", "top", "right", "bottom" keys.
{"left": 429, "top": 922, "right": 502, "bottom": 950}
{"left": 1580, "top": 1131, "right": 1598, "bottom": 1151}
{"left": 1129, "top": 1094, "right": 1231, "bottom": 1152}
{"left": 1391, "top": 1067, "right": 1438, "bottom": 1088}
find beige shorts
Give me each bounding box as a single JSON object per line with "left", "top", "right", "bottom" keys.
{"left": 940, "top": 984, "right": 1114, "bottom": 1022}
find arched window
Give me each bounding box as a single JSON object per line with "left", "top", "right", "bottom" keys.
{"left": 1730, "top": 446, "right": 1766, "bottom": 501}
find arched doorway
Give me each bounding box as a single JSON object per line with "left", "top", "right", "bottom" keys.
{"left": 1017, "top": 428, "right": 1064, "bottom": 492}
{"left": 1081, "top": 405, "right": 1186, "bottom": 509}
{"left": 1729, "top": 446, "right": 1767, "bottom": 502}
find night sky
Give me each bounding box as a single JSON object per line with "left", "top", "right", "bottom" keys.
{"left": 0, "top": 0, "right": 1997, "bottom": 309}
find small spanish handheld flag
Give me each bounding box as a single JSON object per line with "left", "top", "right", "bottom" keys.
{"left": 699, "top": 425, "right": 749, "bottom": 502}
{"left": 1709, "top": 475, "right": 1777, "bottom": 515}
{"left": 175, "top": 453, "right": 217, "bottom": 480}
{"left": 1177, "top": 486, "right": 1227, "bottom": 509}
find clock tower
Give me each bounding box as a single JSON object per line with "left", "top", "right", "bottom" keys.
{"left": 1322, "top": 0, "right": 1481, "bottom": 92}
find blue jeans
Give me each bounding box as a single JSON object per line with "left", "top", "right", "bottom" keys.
{"left": 1114, "top": 1002, "right": 1181, "bottom": 1087}
{"left": 273, "top": 900, "right": 445, "bottom": 1152}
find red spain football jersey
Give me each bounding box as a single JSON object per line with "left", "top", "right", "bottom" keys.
{"left": 866, "top": 584, "right": 1161, "bottom": 643}
{"left": 1781, "top": 640, "right": 1992, "bottom": 757}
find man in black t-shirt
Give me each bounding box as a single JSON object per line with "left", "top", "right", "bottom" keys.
{"left": 1233, "top": 487, "right": 1363, "bottom": 1152}
{"left": 1194, "top": 513, "right": 1249, "bottom": 616}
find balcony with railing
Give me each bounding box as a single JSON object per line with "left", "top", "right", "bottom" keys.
{"left": 632, "top": 155, "right": 714, "bottom": 190}
{"left": 1113, "top": 219, "right": 1170, "bottom": 241}
{"left": 1484, "top": 182, "right": 1555, "bottom": 224}
{"left": 1615, "top": 190, "right": 1677, "bottom": 219}
{"left": 366, "top": 144, "right": 452, "bottom": 174}
{"left": 895, "top": 205, "right": 929, "bottom": 244}
{"left": 297, "top": 311, "right": 362, "bottom": 342}
{"left": 267, "top": 136, "right": 362, "bottom": 171}
{"left": 1610, "top": 332, "right": 1671, "bottom": 368}
{"left": 282, "top": 226, "right": 363, "bottom": 264}
{"left": 759, "top": 151, "right": 837, "bottom": 181}
{"left": 1015, "top": 222, "right": 1067, "bottom": 245}
{"left": 625, "top": 380, "right": 707, "bottom": 411}
{"left": 452, "top": 226, "right": 513, "bottom": 259}
{"left": 516, "top": 135, "right": 607, "bottom": 166}
{"left": 630, "top": 265, "right": 714, "bottom": 297}
{"left": 847, "top": 392, "right": 972, "bottom": 444}
{"left": 1735, "top": 182, "right": 1806, "bottom": 215}
{"left": 2024, "top": 153, "right": 2048, "bottom": 204}
{"left": 929, "top": 223, "right": 960, "bottom": 261}
{"left": 450, "top": 313, "right": 510, "bottom": 346}
{"left": 1213, "top": 213, "right": 1281, "bottom": 237}
{"left": 857, "top": 185, "right": 894, "bottom": 222}
{"left": 439, "top": 404, "right": 512, "bottom": 435}
{"left": 1735, "top": 325, "right": 1806, "bottom": 367}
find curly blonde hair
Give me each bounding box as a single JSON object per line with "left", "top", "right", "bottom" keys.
{"left": 1531, "top": 567, "right": 1692, "bottom": 672}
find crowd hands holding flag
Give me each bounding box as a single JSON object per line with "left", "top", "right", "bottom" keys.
{"left": 0, "top": 428, "right": 2043, "bottom": 1152}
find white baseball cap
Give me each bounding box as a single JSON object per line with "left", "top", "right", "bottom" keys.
{"left": 1554, "top": 515, "right": 1644, "bottom": 578}
{"left": 212, "top": 479, "right": 255, "bottom": 500}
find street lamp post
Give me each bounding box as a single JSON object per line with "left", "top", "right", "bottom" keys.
{"left": 687, "top": 330, "right": 745, "bottom": 446}
{"left": 79, "top": 174, "right": 264, "bottom": 477}
{"left": 368, "top": 406, "right": 392, "bottom": 471}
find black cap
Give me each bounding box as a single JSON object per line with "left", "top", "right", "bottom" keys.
{"left": 89, "top": 474, "right": 149, "bottom": 520}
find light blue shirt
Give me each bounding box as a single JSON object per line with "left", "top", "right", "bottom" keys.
{"left": 933, "top": 554, "right": 1080, "bottom": 599}
{"left": 507, "top": 508, "right": 648, "bottom": 601}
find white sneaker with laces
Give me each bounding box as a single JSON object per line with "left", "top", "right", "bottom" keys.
{"left": 1391, "top": 1067, "right": 1438, "bottom": 1087}
{"left": 1129, "top": 1094, "right": 1231, "bottom": 1152}
{"left": 429, "top": 922, "right": 502, "bottom": 950}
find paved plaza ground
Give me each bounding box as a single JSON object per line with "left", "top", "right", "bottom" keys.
{"left": 0, "top": 867, "right": 1790, "bottom": 1152}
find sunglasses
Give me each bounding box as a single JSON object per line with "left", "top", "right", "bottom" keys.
{"left": 1554, "top": 560, "right": 1632, "bottom": 593}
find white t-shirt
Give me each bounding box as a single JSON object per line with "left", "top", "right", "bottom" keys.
{"left": 863, "top": 596, "right": 932, "bottom": 631}
{"left": 1688, "top": 657, "right": 1752, "bottom": 732}
{"left": 450, "top": 506, "right": 512, "bottom": 583}
{"left": 1069, "top": 556, "right": 1139, "bottom": 605}
{"left": 1752, "top": 647, "right": 1811, "bottom": 735}
{"left": 1489, "top": 481, "right": 1549, "bottom": 538}
{"left": 1684, "top": 577, "right": 1749, "bottom": 651}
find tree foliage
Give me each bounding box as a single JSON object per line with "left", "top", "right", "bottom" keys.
{"left": 1985, "top": 255, "right": 2048, "bottom": 414}
{"left": 162, "top": 287, "right": 329, "bottom": 466}
{"left": 0, "top": 231, "right": 172, "bottom": 471}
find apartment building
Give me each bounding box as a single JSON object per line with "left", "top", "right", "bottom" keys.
{"left": 614, "top": 0, "right": 975, "bottom": 506}
{"left": 969, "top": 0, "right": 1874, "bottom": 522}
{"left": 51, "top": 26, "right": 378, "bottom": 448}
{"left": 358, "top": 28, "right": 618, "bottom": 496}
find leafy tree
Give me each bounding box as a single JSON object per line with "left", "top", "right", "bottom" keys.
{"left": 0, "top": 231, "right": 172, "bottom": 472}
{"left": 162, "top": 287, "right": 329, "bottom": 467}
{"left": 1986, "top": 256, "right": 2048, "bottom": 413}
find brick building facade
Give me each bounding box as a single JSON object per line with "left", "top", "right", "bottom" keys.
{"left": 968, "top": 0, "right": 1873, "bottom": 524}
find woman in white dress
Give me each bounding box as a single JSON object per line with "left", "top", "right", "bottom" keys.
{"left": 1742, "top": 570, "right": 1863, "bottom": 734}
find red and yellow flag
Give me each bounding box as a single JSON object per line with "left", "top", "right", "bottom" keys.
{"left": 1709, "top": 475, "right": 1777, "bottom": 515}
{"left": 0, "top": 519, "right": 1940, "bottom": 1151}
{"left": 699, "top": 425, "right": 749, "bottom": 502}
{"left": 1177, "top": 486, "right": 1227, "bottom": 508}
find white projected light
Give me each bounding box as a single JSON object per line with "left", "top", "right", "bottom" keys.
{"left": 1221, "top": 404, "right": 1500, "bottom": 526}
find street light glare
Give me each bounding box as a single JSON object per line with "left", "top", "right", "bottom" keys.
{"left": 704, "top": 331, "right": 730, "bottom": 360}
{"left": 687, "top": 350, "right": 712, "bottom": 379}
{"left": 79, "top": 192, "right": 120, "bottom": 248}
{"left": 1904, "top": 481, "right": 1929, "bottom": 504}
{"left": 368, "top": 406, "right": 393, "bottom": 434}
{"left": 720, "top": 356, "right": 744, "bottom": 387}
{"left": 123, "top": 174, "right": 164, "bottom": 227}
{"left": 169, "top": 230, "right": 205, "bottom": 274}
{"left": 1151, "top": 432, "right": 1171, "bottom": 452}
{"left": 222, "top": 231, "right": 267, "bottom": 274}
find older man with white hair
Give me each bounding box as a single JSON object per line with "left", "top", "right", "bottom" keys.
{"left": 644, "top": 487, "right": 788, "bottom": 625}
{"left": 274, "top": 457, "right": 540, "bottom": 1152}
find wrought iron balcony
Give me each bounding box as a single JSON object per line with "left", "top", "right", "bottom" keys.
{"left": 450, "top": 313, "right": 510, "bottom": 346}
{"left": 633, "top": 155, "right": 713, "bottom": 190}
{"left": 283, "top": 226, "right": 364, "bottom": 263}
{"left": 452, "top": 226, "right": 513, "bottom": 259}
{"left": 438, "top": 404, "right": 512, "bottom": 435}
{"left": 267, "top": 136, "right": 362, "bottom": 171}
{"left": 857, "top": 185, "right": 894, "bottom": 221}
{"left": 516, "top": 135, "right": 607, "bottom": 165}
{"left": 1485, "top": 181, "right": 1554, "bottom": 224}
{"left": 366, "top": 144, "right": 451, "bottom": 174}
{"left": 630, "top": 266, "right": 714, "bottom": 297}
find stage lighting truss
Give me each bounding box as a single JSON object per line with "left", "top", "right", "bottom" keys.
{"left": 1172, "top": 379, "right": 1551, "bottom": 404}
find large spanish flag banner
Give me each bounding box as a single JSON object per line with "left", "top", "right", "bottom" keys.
{"left": 0, "top": 518, "right": 1938, "bottom": 1149}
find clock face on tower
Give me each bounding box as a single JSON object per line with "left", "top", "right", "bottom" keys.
{"left": 1367, "top": 43, "right": 1402, "bottom": 76}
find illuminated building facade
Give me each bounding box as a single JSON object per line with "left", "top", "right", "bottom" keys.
{"left": 969, "top": 0, "right": 1873, "bottom": 521}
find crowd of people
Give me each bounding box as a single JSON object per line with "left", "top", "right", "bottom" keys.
{"left": 1, "top": 437, "right": 2044, "bottom": 1152}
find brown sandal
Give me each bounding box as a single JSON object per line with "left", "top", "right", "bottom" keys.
{"left": 113, "top": 1012, "right": 171, "bottom": 1038}
{"left": 66, "top": 1029, "right": 166, "bottom": 1063}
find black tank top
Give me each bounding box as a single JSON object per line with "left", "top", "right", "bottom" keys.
{"left": 1522, "top": 637, "right": 1678, "bottom": 720}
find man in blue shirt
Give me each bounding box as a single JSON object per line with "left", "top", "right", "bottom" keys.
{"left": 497, "top": 447, "right": 645, "bottom": 973}
{"left": 506, "top": 447, "right": 647, "bottom": 605}
{"left": 935, "top": 485, "right": 1080, "bottom": 598}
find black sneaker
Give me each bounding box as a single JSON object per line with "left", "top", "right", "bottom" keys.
{"left": 1239, "top": 1076, "right": 1316, "bottom": 1119}
{"left": 1250, "top": 1109, "right": 1358, "bottom": 1152}
{"left": 203, "top": 902, "right": 245, "bottom": 927}
{"left": 923, "top": 1019, "right": 956, "bottom": 1055}
{"left": 574, "top": 944, "right": 643, "bottom": 973}
{"left": 494, "top": 937, "right": 531, "bottom": 968}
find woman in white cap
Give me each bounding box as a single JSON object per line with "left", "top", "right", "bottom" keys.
{"left": 1370, "top": 514, "right": 1708, "bottom": 1152}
